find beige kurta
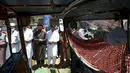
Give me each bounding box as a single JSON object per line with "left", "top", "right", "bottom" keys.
{"left": 24, "top": 28, "right": 33, "bottom": 58}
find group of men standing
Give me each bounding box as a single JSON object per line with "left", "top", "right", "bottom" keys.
{"left": 27, "top": 23, "right": 60, "bottom": 68}
{"left": 0, "top": 22, "right": 60, "bottom": 70}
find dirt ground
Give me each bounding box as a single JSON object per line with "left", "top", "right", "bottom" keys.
{"left": 32, "top": 58, "right": 71, "bottom": 73}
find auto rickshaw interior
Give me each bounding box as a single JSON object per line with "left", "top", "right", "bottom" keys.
{"left": 0, "top": 0, "right": 129, "bottom": 73}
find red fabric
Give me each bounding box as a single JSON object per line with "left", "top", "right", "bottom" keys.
{"left": 66, "top": 31, "right": 126, "bottom": 73}
{"left": 125, "top": 54, "right": 130, "bottom": 73}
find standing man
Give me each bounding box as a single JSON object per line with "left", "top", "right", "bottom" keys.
{"left": 5, "top": 23, "right": 21, "bottom": 60}
{"left": 33, "top": 24, "right": 47, "bottom": 67}
{"left": 47, "top": 24, "right": 59, "bottom": 67}
{"left": 23, "top": 25, "right": 33, "bottom": 69}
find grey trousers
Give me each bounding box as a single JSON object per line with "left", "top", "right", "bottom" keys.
{"left": 47, "top": 56, "right": 56, "bottom": 65}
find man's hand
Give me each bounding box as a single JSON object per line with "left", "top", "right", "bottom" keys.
{"left": 48, "top": 41, "right": 56, "bottom": 44}
{"left": 25, "top": 41, "right": 30, "bottom": 43}
{"left": 48, "top": 41, "right": 52, "bottom": 44}
{"left": 38, "top": 39, "right": 43, "bottom": 41}
{"left": 51, "top": 41, "right": 57, "bottom": 44}
{"left": 11, "top": 42, "right": 17, "bottom": 44}
{"left": 34, "top": 39, "right": 39, "bottom": 41}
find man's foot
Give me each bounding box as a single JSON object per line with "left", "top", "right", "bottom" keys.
{"left": 47, "top": 65, "right": 51, "bottom": 68}
{"left": 43, "top": 64, "right": 48, "bottom": 67}
{"left": 32, "top": 70, "right": 35, "bottom": 73}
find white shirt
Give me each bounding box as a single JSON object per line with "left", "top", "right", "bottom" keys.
{"left": 5, "top": 30, "right": 21, "bottom": 60}
{"left": 24, "top": 28, "right": 33, "bottom": 42}
{"left": 47, "top": 30, "right": 59, "bottom": 57}
{"left": 24, "top": 28, "right": 33, "bottom": 58}
{"left": 6, "top": 30, "right": 20, "bottom": 53}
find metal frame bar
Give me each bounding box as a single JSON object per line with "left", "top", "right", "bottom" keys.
{"left": 120, "top": 18, "right": 124, "bottom": 29}
{"left": 5, "top": 20, "right": 13, "bottom": 56}
{"left": 0, "top": 4, "right": 28, "bottom": 60}
{"left": 17, "top": 16, "right": 28, "bottom": 60}
{"left": 127, "top": 13, "right": 130, "bottom": 53}
{"left": 6, "top": 5, "right": 66, "bottom": 8}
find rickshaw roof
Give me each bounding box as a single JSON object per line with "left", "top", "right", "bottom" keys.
{"left": 0, "top": 0, "right": 130, "bottom": 19}
{"left": 63, "top": 0, "right": 130, "bottom": 20}
{"left": 0, "top": 0, "right": 75, "bottom": 16}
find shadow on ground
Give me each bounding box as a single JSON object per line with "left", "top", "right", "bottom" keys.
{"left": 50, "top": 68, "right": 56, "bottom": 73}
{"left": 32, "top": 64, "right": 39, "bottom": 70}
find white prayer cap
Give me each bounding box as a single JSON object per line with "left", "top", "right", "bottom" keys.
{"left": 10, "top": 23, "right": 16, "bottom": 26}
{"left": 59, "top": 19, "right": 63, "bottom": 24}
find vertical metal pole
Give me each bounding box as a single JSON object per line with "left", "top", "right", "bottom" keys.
{"left": 63, "top": 18, "right": 72, "bottom": 69}
{"left": 63, "top": 19, "right": 70, "bottom": 66}
{"left": 5, "top": 20, "right": 13, "bottom": 56}
{"left": 120, "top": 17, "right": 124, "bottom": 29}
{"left": 63, "top": 19, "right": 66, "bottom": 66}
{"left": 17, "top": 16, "right": 28, "bottom": 60}
{"left": 127, "top": 13, "right": 130, "bottom": 53}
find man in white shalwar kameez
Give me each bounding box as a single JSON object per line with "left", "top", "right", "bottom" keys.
{"left": 47, "top": 25, "right": 59, "bottom": 66}
{"left": 5, "top": 23, "right": 21, "bottom": 60}
{"left": 23, "top": 25, "right": 33, "bottom": 69}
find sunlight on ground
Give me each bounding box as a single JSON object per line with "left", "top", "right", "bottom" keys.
{"left": 34, "top": 68, "right": 71, "bottom": 73}
{"left": 32, "top": 58, "right": 71, "bottom": 73}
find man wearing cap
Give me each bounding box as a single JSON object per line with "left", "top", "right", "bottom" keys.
{"left": 33, "top": 24, "right": 47, "bottom": 67}
{"left": 23, "top": 25, "right": 33, "bottom": 69}
{"left": 5, "top": 23, "right": 21, "bottom": 60}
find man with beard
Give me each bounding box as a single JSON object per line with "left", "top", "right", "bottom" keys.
{"left": 33, "top": 24, "right": 47, "bottom": 67}
{"left": 47, "top": 24, "right": 59, "bottom": 67}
